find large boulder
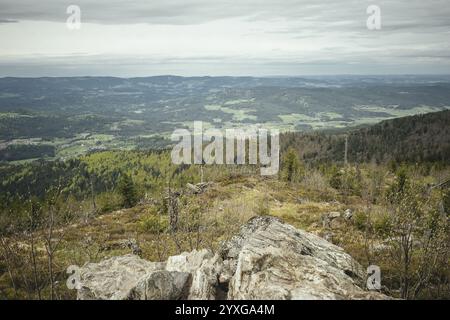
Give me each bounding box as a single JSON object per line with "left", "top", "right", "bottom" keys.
{"left": 77, "top": 254, "right": 165, "bottom": 300}
{"left": 220, "top": 216, "right": 382, "bottom": 300}
{"left": 76, "top": 216, "right": 390, "bottom": 300}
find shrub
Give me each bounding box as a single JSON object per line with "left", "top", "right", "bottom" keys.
{"left": 96, "top": 192, "right": 122, "bottom": 213}
{"left": 301, "top": 170, "right": 329, "bottom": 191}
{"left": 353, "top": 211, "right": 367, "bottom": 231}
{"left": 255, "top": 196, "right": 270, "bottom": 216}
{"left": 443, "top": 188, "right": 450, "bottom": 214}
{"left": 328, "top": 166, "right": 342, "bottom": 190}
{"left": 373, "top": 213, "right": 391, "bottom": 236}
{"left": 384, "top": 181, "right": 449, "bottom": 299}
{"left": 139, "top": 214, "right": 169, "bottom": 233}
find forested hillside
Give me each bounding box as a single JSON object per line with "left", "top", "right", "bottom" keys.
{"left": 281, "top": 110, "right": 450, "bottom": 164}
{"left": 0, "top": 150, "right": 202, "bottom": 225}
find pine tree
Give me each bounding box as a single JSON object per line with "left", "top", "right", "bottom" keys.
{"left": 117, "top": 173, "right": 138, "bottom": 208}
{"left": 282, "top": 147, "right": 304, "bottom": 183}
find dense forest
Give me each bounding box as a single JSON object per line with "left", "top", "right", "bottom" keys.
{"left": 0, "top": 144, "right": 55, "bottom": 162}
{"left": 281, "top": 110, "right": 450, "bottom": 164}
{"left": 0, "top": 150, "right": 202, "bottom": 228}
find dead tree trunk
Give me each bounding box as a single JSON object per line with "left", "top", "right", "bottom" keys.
{"left": 167, "top": 188, "right": 179, "bottom": 232}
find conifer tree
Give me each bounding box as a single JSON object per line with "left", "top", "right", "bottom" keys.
{"left": 117, "top": 173, "right": 138, "bottom": 208}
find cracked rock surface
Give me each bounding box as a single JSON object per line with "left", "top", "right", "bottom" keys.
{"left": 77, "top": 216, "right": 390, "bottom": 300}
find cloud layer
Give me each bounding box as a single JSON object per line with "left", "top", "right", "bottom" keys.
{"left": 0, "top": 0, "right": 449, "bottom": 76}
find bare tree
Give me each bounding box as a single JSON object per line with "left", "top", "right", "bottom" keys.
{"left": 26, "top": 196, "right": 42, "bottom": 300}
{"left": 386, "top": 180, "right": 449, "bottom": 299}
{"left": 0, "top": 236, "right": 18, "bottom": 298}
{"left": 43, "top": 184, "right": 66, "bottom": 300}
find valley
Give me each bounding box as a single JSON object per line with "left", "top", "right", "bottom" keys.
{"left": 1, "top": 75, "right": 449, "bottom": 162}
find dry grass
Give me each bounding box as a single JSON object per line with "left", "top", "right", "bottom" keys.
{"left": 3, "top": 171, "right": 446, "bottom": 300}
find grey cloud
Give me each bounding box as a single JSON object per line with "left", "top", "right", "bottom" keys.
{"left": 0, "top": 0, "right": 448, "bottom": 28}
{"left": 1, "top": 0, "right": 268, "bottom": 24}
{"left": 0, "top": 0, "right": 449, "bottom": 76}
{"left": 0, "top": 18, "right": 18, "bottom": 23}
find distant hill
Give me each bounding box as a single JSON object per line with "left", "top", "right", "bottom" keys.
{"left": 1, "top": 76, "right": 449, "bottom": 161}
{"left": 281, "top": 110, "right": 450, "bottom": 163}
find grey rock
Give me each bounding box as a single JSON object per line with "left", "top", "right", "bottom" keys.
{"left": 166, "top": 249, "right": 213, "bottom": 273}
{"left": 121, "top": 238, "right": 142, "bottom": 256}
{"left": 77, "top": 217, "right": 390, "bottom": 300}
{"left": 77, "top": 254, "right": 165, "bottom": 300}
{"left": 328, "top": 211, "right": 342, "bottom": 219}
{"left": 186, "top": 182, "right": 212, "bottom": 194}
{"left": 344, "top": 209, "right": 353, "bottom": 220}
{"left": 220, "top": 216, "right": 376, "bottom": 300}
{"left": 166, "top": 249, "right": 223, "bottom": 299}
{"left": 323, "top": 231, "right": 334, "bottom": 242}
{"left": 127, "top": 270, "right": 191, "bottom": 300}
{"left": 321, "top": 211, "right": 341, "bottom": 228}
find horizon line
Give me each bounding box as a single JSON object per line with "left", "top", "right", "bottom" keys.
{"left": 2, "top": 74, "right": 450, "bottom": 79}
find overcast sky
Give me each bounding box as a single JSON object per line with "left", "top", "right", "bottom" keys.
{"left": 0, "top": 0, "right": 449, "bottom": 77}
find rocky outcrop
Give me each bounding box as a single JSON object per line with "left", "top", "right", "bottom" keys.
{"left": 76, "top": 216, "right": 389, "bottom": 300}
{"left": 77, "top": 254, "right": 166, "bottom": 300}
